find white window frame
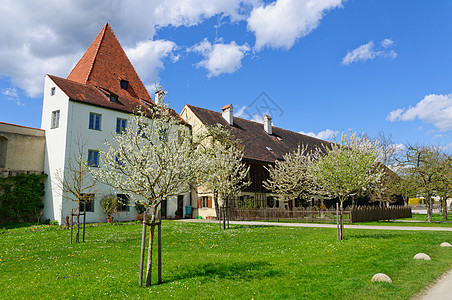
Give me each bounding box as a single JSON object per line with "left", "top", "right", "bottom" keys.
{"left": 51, "top": 110, "right": 60, "bottom": 129}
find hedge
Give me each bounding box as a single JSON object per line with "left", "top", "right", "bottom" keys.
{"left": 0, "top": 173, "right": 47, "bottom": 224}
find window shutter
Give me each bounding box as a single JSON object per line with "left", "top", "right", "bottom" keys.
{"left": 197, "top": 197, "right": 202, "bottom": 208}
{"left": 208, "top": 196, "right": 212, "bottom": 208}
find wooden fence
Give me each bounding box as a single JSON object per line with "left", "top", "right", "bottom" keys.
{"left": 350, "top": 205, "right": 412, "bottom": 223}
{"left": 228, "top": 207, "right": 351, "bottom": 224}
{"left": 228, "top": 205, "right": 412, "bottom": 223}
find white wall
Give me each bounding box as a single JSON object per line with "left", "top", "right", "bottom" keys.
{"left": 41, "top": 75, "right": 70, "bottom": 222}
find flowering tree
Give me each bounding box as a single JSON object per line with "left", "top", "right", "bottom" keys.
{"left": 310, "top": 131, "right": 383, "bottom": 240}
{"left": 92, "top": 98, "right": 196, "bottom": 286}
{"left": 195, "top": 124, "right": 250, "bottom": 229}
{"left": 263, "top": 144, "right": 319, "bottom": 203}
{"left": 54, "top": 137, "right": 96, "bottom": 243}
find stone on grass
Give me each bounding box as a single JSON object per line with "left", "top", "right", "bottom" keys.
{"left": 371, "top": 273, "right": 392, "bottom": 283}
{"left": 413, "top": 253, "right": 431, "bottom": 260}
{"left": 440, "top": 242, "right": 451, "bottom": 248}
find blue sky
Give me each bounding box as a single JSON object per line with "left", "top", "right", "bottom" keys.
{"left": 1, "top": 0, "right": 452, "bottom": 147}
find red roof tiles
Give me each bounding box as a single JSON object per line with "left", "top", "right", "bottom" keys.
{"left": 48, "top": 24, "right": 185, "bottom": 123}
{"left": 67, "top": 23, "right": 154, "bottom": 104}
{"left": 185, "top": 104, "right": 330, "bottom": 163}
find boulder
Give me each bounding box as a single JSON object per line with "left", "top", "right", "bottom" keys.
{"left": 371, "top": 273, "right": 392, "bottom": 283}
{"left": 440, "top": 242, "right": 452, "bottom": 248}
{"left": 413, "top": 253, "right": 431, "bottom": 260}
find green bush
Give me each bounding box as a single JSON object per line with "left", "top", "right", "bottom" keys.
{"left": 0, "top": 173, "right": 47, "bottom": 224}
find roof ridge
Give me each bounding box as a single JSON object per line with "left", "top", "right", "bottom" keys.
{"left": 85, "top": 23, "right": 108, "bottom": 84}
{"left": 186, "top": 104, "right": 326, "bottom": 141}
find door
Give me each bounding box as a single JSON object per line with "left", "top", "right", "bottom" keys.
{"left": 177, "top": 195, "right": 184, "bottom": 218}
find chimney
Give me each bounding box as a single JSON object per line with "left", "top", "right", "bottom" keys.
{"left": 155, "top": 90, "right": 164, "bottom": 106}
{"left": 264, "top": 115, "right": 272, "bottom": 135}
{"left": 222, "top": 104, "right": 233, "bottom": 125}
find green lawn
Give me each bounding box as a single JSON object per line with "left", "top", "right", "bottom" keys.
{"left": 354, "top": 213, "right": 452, "bottom": 227}
{"left": 1, "top": 221, "right": 452, "bottom": 299}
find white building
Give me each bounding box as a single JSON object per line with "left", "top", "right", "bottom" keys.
{"left": 41, "top": 24, "right": 190, "bottom": 224}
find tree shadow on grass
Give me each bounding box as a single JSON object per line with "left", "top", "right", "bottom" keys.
{"left": 167, "top": 260, "right": 282, "bottom": 283}
{"left": 347, "top": 233, "right": 400, "bottom": 240}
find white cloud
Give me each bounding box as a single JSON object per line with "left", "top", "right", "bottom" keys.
{"left": 234, "top": 105, "right": 248, "bottom": 118}
{"left": 126, "top": 39, "right": 178, "bottom": 91}
{"left": 299, "top": 129, "right": 338, "bottom": 140}
{"left": 251, "top": 113, "right": 265, "bottom": 123}
{"left": 247, "top": 0, "right": 343, "bottom": 50}
{"left": 0, "top": 0, "right": 259, "bottom": 98}
{"left": 2, "top": 87, "right": 23, "bottom": 106}
{"left": 381, "top": 38, "right": 394, "bottom": 48}
{"left": 342, "top": 39, "right": 397, "bottom": 65}
{"left": 192, "top": 39, "right": 250, "bottom": 77}
{"left": 387, "top": 93, "right": 452, "bottom": 131}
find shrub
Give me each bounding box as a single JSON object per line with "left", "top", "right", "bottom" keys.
{"left": 0, "top": 173, "right": 47, "bottom": 224}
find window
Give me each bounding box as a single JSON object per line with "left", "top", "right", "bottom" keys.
{"left": 117, "top": 194, "right": 130, "bottom": 212}
{"left": 267, "top": 196, "right": 274, "bottom": 208}
{"left": 109, "top": 94, "right": 118, "bottom": 103}
{"left": 88, "top": 150, "right": 99, "bottom": 167}
{"left": 79, "top": 194, "right": 94, "bottom": 212}
{"left": 50, "top": 87, "right": 56, "bottom": 96}
{"left": 120, "top": 80, "right": 129, "bottom": 90}
{"left": 158, "top": 128, "right": 168, "bottom": 141}
{"left": 202, "top": 196, "right": 209, "bottom": 208}
{"left": 116, "top": 118, "right": 127, "bottom": 133}
{"left": 89, "top": 113, "right": 102, "bottom": 130}
{"left": 51, "top": 110, "right": 60, "bottom": 129}
{"left": 115, "top": 156, "right": 123, "bottom": 166}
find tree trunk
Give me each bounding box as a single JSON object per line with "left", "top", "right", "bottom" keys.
{"left": 426, "top": 193, "right": 433, "bottom": 223}
{"left": 76, "top": 213, "right": 80, "bottom": 243}
{"left": 145, "top": 213, "right": 156, "bottom": 287}
{"left": 139, "top": 214, "right": 147, "bottom": 286}
{"left": 70, "top": 209, "right": 73, "bottom": 244}
{"left": 340, "top": 201, "right": 344, "bottom": 240}
{"left": 82, "top": 205, "right": 86, "bottom": 243}
{"left": 226, "top": 199, "right": 229, "bottom": 229}
{"left": 336, "top": 202, "right": 340, "bottom": 241}
{"left": 157, "top": 211, "right": 162, "bottom": 284}
{"left": 222, "top": 202, "right": 226, "bottom": 230}
{"left": 214, "top": 190, "right": 219, "bottom": 220}
{"left": 442, "top": 196, "right": 448, "bottom": 220}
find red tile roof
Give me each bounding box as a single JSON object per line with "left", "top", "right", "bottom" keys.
{"left": 185, "top": 104, "right": 331, "bottom": 163}
{"left": 48, "top": 24, "right": 186, "bottom": 123}
{"left": 50, "top": 75, "right": 184, "bottom": 122}
{"left": 67, "top": 23, "right": 154, "bottom": 104}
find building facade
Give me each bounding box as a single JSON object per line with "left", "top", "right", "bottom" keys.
{"left": 0, "top": 122, "right": 45, "bottom": 177}
{"left": 180, "top": 104, "right": 331, "bottom": 219}
{"left": 41, "top": 24, "right": 190, "bottom": 224}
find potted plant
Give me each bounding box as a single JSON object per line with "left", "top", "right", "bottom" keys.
{"left": 174, "top": 210, "right": 180, "bottom": 219}
{"left": 100, "top": 194, "right": 120, "bottom": 223}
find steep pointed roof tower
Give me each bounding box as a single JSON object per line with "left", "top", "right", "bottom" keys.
{"left": 67, "top": 23, "right": 153, "bottom": 104}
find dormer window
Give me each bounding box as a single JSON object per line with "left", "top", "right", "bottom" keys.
{"left": 120, "top": 80, "right": 128, "bottom": 90}
{"left": 266, "top": 146, "right": 273, "bottom": 152}
{"left": 109, "top": 94, "right": 118, "bottom": 103}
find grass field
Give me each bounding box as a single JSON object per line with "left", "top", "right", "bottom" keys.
{"left": 1, "top": 221, "right": 452, "bottom": 299}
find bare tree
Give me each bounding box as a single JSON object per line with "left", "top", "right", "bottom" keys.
{"left": 310, "top": 131, "right": 383, "bottom": 240}
{"left": 92, "top": 97, "right": 196, "bottom": 287}
{"left": 54, "top": 137, "right": 96, "bottom": 243}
